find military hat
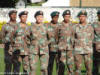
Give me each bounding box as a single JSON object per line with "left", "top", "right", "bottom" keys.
{"left": 34, "top": 11, "right": 43, "bottom": 18}
{"left": 77, "top": 10, "right": 87, "bottom": 17}
{"left": 51, "top": 11, "right": 60, "bottom": 18}
{"left": 97, "top": 10, "right": 100, "bottom": 15}
{"left": 62, "top": 10, "right": 71, "bottom": 16}
{"left": 9, "top": 10, "right": 17, "bottom": 16}
{"left": 19, "top": 11, "right": 28, "bottom": 17}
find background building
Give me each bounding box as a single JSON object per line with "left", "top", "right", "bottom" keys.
{"left": 70, "top": 0, "right": 100, "bottom": 7}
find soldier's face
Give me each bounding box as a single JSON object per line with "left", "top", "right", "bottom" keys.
{"left": 79, "top": 15, "right": 87, "bottom": 23}
{"left": 20, "top": 15, "right": 27, "bottom": 23}
{"left": 52, "top": 16, "right": 59, "bottom": 23}
{"left": 64, "top": 15, "right": 70, "bottom": 22}
{"left": 10, "top": 13, "right": 17, "bottom": 21}
{"left": 36, "top": 15, "right": 43, "bottom": 23}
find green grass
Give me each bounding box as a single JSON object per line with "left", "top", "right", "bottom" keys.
{"left": 0, "top": 48, "right": 5, "bottom": 73}
{"left": 0, "top": 48, "right": 89, "bottom": 75}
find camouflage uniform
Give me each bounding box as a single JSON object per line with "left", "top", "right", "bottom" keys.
{"left": 1, "top": 22, "right": 16, "bottom": 75}
{"left": 74, "top": 23, "right": 94, "bottom": 75}
{"left": 58, "top": 21, "right": 74, "bottom": 75}
{"left": 11, "top": 21, "right": 30, "bottom": 75}
{"left": 28, "top": 22, "right": 49, "bottom": 75}
{"left": 47, "top": 11, "right": 60, "bottom": 75}
{"left": 92, "top": 21, "right": 100, "bottom": 75}
{"left": 47, "top": 22, "right": 59, "bottom": 75}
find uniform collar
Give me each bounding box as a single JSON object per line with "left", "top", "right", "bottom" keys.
{"left": 62, "top": 21, "right": 72, "bottom": 26}
{"left": 18, "top": 22, "right": 27, "bottom": 28}
{"left": 79, "top": 23, "right": 89, "bottom": 28}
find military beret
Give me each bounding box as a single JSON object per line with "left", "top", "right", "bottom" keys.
{"left": 51, "top": 11, "right": 60, "bottom": 18}
{"left": 62, "top": 10, "right": 71, "bottom": 16}
{"left": 97, "top": 10, "right": 100, "bottom": 15}
{"left": 34, "top": 11, "right": 43, "bottom": 18}
{"left": 9, "top": 10, "right": 17, "bottom": 16}
{"left": 77, "top": 10, "right": 87, "bottom": 17}
{"left": 19, "top": 11, "right": 28, "bottom": 17}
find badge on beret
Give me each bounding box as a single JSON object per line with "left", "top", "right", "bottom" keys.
{"left": 56, "top": 12, "right": 59, "bottom": 15}
{"left": 66, "top": 11, "right": 70, "bottom": 14}
{"left": 24, "top": 11, "right": 28, "bottom": 14}
{"left": 40, "top": 11, "right": 43, "bottom": 14}
{"left": 82, "top": 10, "right": 86, "bottom": 14}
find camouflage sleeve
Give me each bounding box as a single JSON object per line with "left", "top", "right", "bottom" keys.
{"left": 55, "top": 26, "right": 59, "bottom": 44}
{"left": 10, "top": 25, "right": 18, "bottom": 45}
{"left": 1, "top": 24, "right": 6, "bottom": 43}
{"left": 45, "top": 23, "right": 51, "bottom": 44}
{"left": 25, "top": 26, "right": 32, "bottom": 45}
{"left": 90, "top": 25, "right": 94, "bottom": 41}
{"left": 73, "top": 24, "right": 78, "bottom": 46}
{"left": 57, "top": 23, "right": 61, "bottom": 43}
{"left": 71, "top": 24, "right": 76, "bottom": 48}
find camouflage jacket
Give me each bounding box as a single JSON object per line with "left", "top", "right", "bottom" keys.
{"left": 1, "top": 22, "right": 17, "bottom": 55}
{"left": 47, "top": 22, "right": 59, "bottom": 52}
{"left": 74, "top": 23, "right": 94, "bottom": 54}
{"left": 11, "top": 23, "right": 29, "bottom": 55}
{"left": 92, "top": 22, "right": 100, "bottom": 42}
{"left": 27, "top": 23, "right": 49, "bottom": 54}
{"left": 92, "top": 21, "right": 100, "bottom": 51}
{"left": 1, "top": 22, "right": 16, "bottom": 43}
{"left": 58, "top": 21, "right": 74, "bottom": 51}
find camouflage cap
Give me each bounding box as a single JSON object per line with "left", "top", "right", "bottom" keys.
{"left": 51, "top": 11, "right": 60, "bottom": 18}
{"left": 19, "top": 11, "right": 28, "bottom": 17}
{"left": 34, "top": 10, "right": 43, "bottom": 18}
{"left": 62, "top": 10, "right": 71, "bottom": 16}
{"left": 97, "top": 10, "right": 100, "bottom": 15}
{"left": 77, "top": 10, "right": 87, "bottom": 17}
{"left": 9, "top": 10, "right": 17, "bottom": 16}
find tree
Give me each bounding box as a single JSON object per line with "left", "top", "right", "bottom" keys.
{"left": 0, "top": 0, "right": 18, "bottom": 8}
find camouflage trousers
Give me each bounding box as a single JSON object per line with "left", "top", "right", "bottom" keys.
{"left": 58, "top": 50, "right": 74, "bottom": 75}
{"left": 74, "top": 53, "right": 92, "bottom": 75}
{"left": 48, "top": 51, "right": 59, "bottom": 75}
{"left": 29, "top": 53, "right": 49, "bottom": 75}
{"left": 12, "top": 50, "right": 29, "bottom": 75}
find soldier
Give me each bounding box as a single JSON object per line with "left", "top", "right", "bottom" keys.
{"left": 28, "top": 11, "right": 49, "bottom": 75}
{"left": 58, "top": 10, "right": 74, "bottom": 75}
{"left": 11, "top": 11, "right": 29, "bottom": 75}
{"left": 92, "top": 10, "right": 100, "bottom": 75}
{"left": 1, "top": 10, "right": 17, "bottom": 75}
{"left": 47, "top": 11, "right": 60, "bottom": 75}
{"left": 74, "top": 10, "right": 94, "bottom": 75}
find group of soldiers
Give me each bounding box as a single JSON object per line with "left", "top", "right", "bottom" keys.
{"left": 0, "top": 9, "right": 100, "bottom": 75}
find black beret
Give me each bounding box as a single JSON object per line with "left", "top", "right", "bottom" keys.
{"left": 9, "top": 10, "right": 17, "bottom": 16}
{"left": 19, "top": 11, "right": 28, "bottom": 17}
{"left": 77, "top": 10, "right": 87, "bottom": 17}
{"left": 51, "top": 11, "right": 59, "bottom": 18}
{"left": 34, "top": 11, "right": 43, "bottom": 18}
{"left": 62, "top": 10, "right": 71, "bottom": 16}
{"left": 97, "top": 10, "right": 100, "bottom": 15}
